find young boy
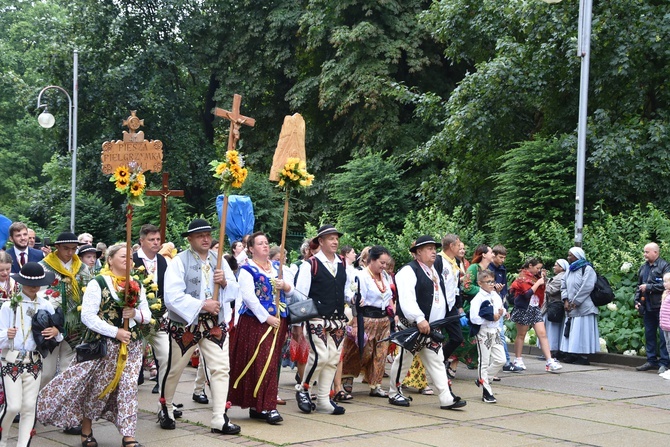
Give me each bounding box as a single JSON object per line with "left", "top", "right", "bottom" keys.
{"left": 469, "top": 269, "right": 507, "bottom": 403}
{"left": 0, "top": 262, "right": 62, "bottom": 447}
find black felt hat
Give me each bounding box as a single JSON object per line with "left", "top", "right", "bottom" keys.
{"left": 409, "top": 235, "right": 441, "bottom": 253}
{"left": 181, "top": 218, "right": 213, "bottom": 238}
{"left": 77, "top": 244, "right": 102, "bottom": 258}
{"left": 311, "top": 224, "right": 343, "bottom": 244}
{"left": 11, "top": 262, "right": 56, "bottom": 287}
{"left": 54, "top": 232, "right": 82, "bottom": 246}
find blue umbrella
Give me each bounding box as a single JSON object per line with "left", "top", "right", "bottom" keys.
{"left": 0, "top": 214, "right": 11, "bottom": 249}
{"left": 215, "top": 195, "right": 255, "bottom": 244}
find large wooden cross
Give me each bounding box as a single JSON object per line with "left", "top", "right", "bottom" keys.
{"left": 146, "top": 172, "right": 184, "bottom": 243}
{"left": 213, "top": 94, "right": 256, "bottom": 150}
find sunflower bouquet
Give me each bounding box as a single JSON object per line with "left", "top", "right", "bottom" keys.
{"left": 110, "top": 161, "right": 146, "bottom": 206}
{"left": 209, "top": 150, "right": 249, "bottom": 193}
{"left": 277, "top": 157, "right": 314, "bottom": 191}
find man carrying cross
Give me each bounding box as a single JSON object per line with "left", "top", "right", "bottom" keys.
{"left": 160, "top": 219, "right": 241, "bottom": 435}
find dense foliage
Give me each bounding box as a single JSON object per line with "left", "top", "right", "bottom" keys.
{"left": 1, "top": 0, "right": 670, "bottom": 354}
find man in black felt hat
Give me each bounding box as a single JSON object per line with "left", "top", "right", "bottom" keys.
{"left": 0, "top": 262, "right": 62, "bottom": 446}
{"left": 294, "top": 224, "right": 353, "bottom": 415}
{"left": 38, "top": 231, "right": 92, "bottom": 435}
{"left": 387, "top": 235, "right": 467, "bottom": 410}
{"left": 160, "top": 218, "right": 241, "bottom": 435}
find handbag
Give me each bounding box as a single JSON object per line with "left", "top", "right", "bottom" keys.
{"left": 288, "top": 298, "right": 320, "bottom": 324}
{"left": 546, "top": 300, "right": 565, "bottom": 323}
{"left": 75, "top": 338, "right": 107, "bottom": 363}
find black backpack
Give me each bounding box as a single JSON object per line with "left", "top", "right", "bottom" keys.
{"left": 582, "top": 265, "right": 614, "bottom": 306}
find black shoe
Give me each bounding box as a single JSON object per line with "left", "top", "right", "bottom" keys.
{"left": 157, "top": 409, "right": 175, "bottom": 430}
{"left": 138, "top": 369, "right": 145, "bottom": 385}
{"left": 562, "top": 354, "right": 578, "bottom": 364}
{"left": 152, "top": 383, "right": 159, "bottom": 394}
{"left": 321, "top": 400, "right": 345, "bottom": 415}
{"left": 63, "top": 425, "right": 82, "bottom": 435}
{"left": 636, "top": 361, "right": 658, "bottom": 371}
{"left": 574, "top": 356, "right": 590, "bottom": 366}
{"left": 173, "top": 409, "right": 182, "bottom": 419}
{"left": 249, "top": 408, "right": 266, "bottom": 420}
{"left": 211, "top": 414, "right": 241, "bottom": 435}
{"left": 192, "top": 392, "right": 209, "bottom": 404}
{"left": 441, "top": 400, "right": 467, "bottom": 410}
{"left": 266, "top": 409, "right": 283, "bottom": 424}
{"left": 296, "top": 390, "right": 315, "bottom": 413}
{"left": 388, "top": 393, "right": 411, "bottom": 407}
{"left": 482, "top": 393, "right": 497, "bottom": 404}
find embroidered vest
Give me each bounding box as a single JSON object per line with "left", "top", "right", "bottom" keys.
{"left": 168, "top": 250, "right": 218, "bottom": 324}
{"left": 239, "top": 261, "right": 288, "bottom": 318}
{"left": 87, "top": 276, "right": 143, "bottom": 341}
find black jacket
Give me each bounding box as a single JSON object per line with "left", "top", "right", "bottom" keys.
{"left": 634, "top": 257, "right": 670, "bottom": 310}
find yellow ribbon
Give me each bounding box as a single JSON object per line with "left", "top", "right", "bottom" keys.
{"left": 99, "top": 342, "right": 128, "bottom": 399}
{"left": 43, "top": 252, "right": 84, "bottom": 303}
{"left": 233, "top": 322, "right": 281, "bottom": 397}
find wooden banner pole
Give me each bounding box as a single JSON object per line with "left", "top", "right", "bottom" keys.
{"left": 124, "top": 204, "right": 132, "bottom": 331}
{"left": 212, "top": 195, "right": 229, "bottom": 299}
{"left": 275, "top": 190, "right": 290, "bottom": 316}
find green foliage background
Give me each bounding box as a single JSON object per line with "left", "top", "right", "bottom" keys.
{"left": 1, "top": 0, "right": 669, "bottom": 354}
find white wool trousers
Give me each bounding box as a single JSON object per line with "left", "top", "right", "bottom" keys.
{"left": 161, "top": 335, "right": 230, "bottom": 429}
{"left": 1, "top": 355, "right": 41, "bottom": 447}
{"left": 389, "top": 343, "right": 455, "bottom": 407}
{"left": 302, "top": 318, "right": 344, "bottom": 412}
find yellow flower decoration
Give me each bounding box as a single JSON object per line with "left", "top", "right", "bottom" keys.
{"left": 277, "top": 157, "right": 314, "bottom": 191}
{"left": 210, "top": 150, "right": 249, "bottom": 193}
{"left": 114, "top": 166, "right": 130, "bottom": 180}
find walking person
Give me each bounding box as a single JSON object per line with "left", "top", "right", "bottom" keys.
{"left": 159, "top": 219, "right": 241, "bottom": 435}
{"left": 387, "top": 235, "right": 466, "bottom": 410}
{"left": 37, "top": 244, "right": 152, "bottom": 447}
{"left": 294, "top": 225, "right": 351, "bottom": 415}
{"left": 0, "top": 263, "right": 62, "bottom": 447}
{"left": 509, "top": 258, "right": 563, "bottom": 372}
{"left": 229, "top": 232, "right": 293, "bottom": 424}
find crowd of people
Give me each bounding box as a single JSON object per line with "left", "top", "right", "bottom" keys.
{"left": 0, "top": 219, "right": 668, "bottom": 446}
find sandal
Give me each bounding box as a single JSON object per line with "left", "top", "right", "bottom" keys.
{"left": 333, "top": 390, "right": 353, "bottom": 402}
{"left": 81, "top": 433, "right": 98, "bottom": 447}
{"left": 341, "top": 377, "right": 354, "bottom": 394}
{"left": 419, "top": 386, "right": 434, "bottom": 395}
{"left": 122, "top": 439, "right": 144, "bottom": 447}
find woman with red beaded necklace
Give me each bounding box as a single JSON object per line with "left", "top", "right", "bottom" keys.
{"left": 340, "top": 245, "right": 393, "bottom": 398}
{"left": 228, "top": 231, "right": 293, "bottom": 425}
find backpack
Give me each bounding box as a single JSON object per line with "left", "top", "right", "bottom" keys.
{"left": 582, "top": 265, "right": 614, "bottom": 306}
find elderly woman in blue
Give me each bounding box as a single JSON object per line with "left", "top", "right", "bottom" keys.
{"left": 228, "top": 231, "right": 293, "bottom": 425}
{"left": 0, "top": 262, "right": 62, "bottom": 447}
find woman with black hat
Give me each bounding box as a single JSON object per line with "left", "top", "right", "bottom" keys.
{"left": 0, "top": 262, "right": 62, "bottom": 447}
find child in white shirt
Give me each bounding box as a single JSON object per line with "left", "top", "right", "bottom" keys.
{"left": 469, "top": 269, "right": 506, "bottom": 403}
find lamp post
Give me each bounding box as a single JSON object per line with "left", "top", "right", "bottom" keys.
{"left": 37, "top": 50, "right": 78, "bottom": 233}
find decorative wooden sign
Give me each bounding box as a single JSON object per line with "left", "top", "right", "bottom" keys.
{"left": 101, "top": 111, "right": 163, "bottom": 174}
{"left": 269, "top": 113, "right": 306, "bottom": 181}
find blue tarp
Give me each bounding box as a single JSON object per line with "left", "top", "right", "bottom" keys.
{"left": 215, "top": 195, "right": 255, "bottom": 244}
{"left": 0, "top": 214, "right": 11, "bottom": 249}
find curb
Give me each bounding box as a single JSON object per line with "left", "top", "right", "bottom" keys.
{"left": 514, "top": 343, "right": 647, "bottom": 368}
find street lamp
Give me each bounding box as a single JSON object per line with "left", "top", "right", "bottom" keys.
{"left": 36, "top": 50, "right": 78, "bottom": 233}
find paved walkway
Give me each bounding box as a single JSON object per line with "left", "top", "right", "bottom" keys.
{"left": 17, "top": 355, "right": 670, "bottom": 446}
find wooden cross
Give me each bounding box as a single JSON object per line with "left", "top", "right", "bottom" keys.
{"left": 213, "top": 94, "right": 256, "bottom": 151}
{"left": 146, "top": 172, "right": 184, "bottom": 243}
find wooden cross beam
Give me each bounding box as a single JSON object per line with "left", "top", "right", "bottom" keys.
{"left": 213, "top": 94, "right": 256, "bottom": 151}
{"left": 146, "top": 172, "right": 184, "bottom": 243}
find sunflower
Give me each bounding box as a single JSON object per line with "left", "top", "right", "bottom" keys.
{"left": 130, "top": 181, "right": 144, "bottom": 196}
{"left": 115, "top": 177, "right": 129, "bottom": 190}
{"left": 114, "top": 165, "right": 130, "bottom": 181}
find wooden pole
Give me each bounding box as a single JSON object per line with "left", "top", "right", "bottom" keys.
{"left": 275, "top": 190, "right": 290, "bottom": 316}
{"left": 124, "top": 204, "right": 132, "bottom": 331}
{"left": 212, "top": 194, "right": 229, "bottom": 300}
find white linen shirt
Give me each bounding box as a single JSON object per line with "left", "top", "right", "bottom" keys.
{"left": 164, "top": 252, "right": 238, "bottom": 325}
{"left": 469, "top": 289, "right": 505, "bottom": 329}
{"left": 0, "top": 293, "right": 63, "bottom": 351}
{"left": 395, "top": 263, "right": 446, "bottom": 325}
{"left": 237, "top": 260, "right": 294, "bottom": 324}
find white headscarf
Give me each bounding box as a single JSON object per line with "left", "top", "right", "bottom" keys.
{"left": 569, "top": 247, "right": 586, "bottom": 261}
{"left": 556, "top": 259, "right": 570, "bottom": 272}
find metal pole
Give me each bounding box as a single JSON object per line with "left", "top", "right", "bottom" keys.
{"left": 574, "top": 0, "right": 592, "bottom": 247}
{"left": 71, "top": 50, "right": 78, "bottom": 233}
